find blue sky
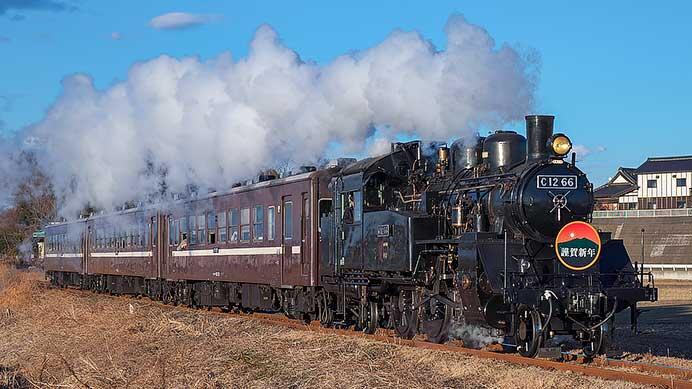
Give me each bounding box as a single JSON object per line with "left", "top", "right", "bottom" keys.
{"left": 0, "top": 0, "right": 690, "bottom": 185}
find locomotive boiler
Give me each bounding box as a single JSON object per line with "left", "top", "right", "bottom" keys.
{"left": 44, "top": 114, "right": 656, "bottom": 358}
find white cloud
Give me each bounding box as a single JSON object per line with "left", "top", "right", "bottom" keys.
{"left": 149, "top": 12, "right": 220, "bottom": 30}
{"left": 10, "top": 15, "right": 538, "bottom": 217}
{"left": 570, "top": 144, "right": 607, "bottom": 161}
{"left": 110, "top": 32, "right": 122, "bottom": 40}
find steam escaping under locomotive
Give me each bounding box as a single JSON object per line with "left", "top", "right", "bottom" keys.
{"left": 44, "top": 114, "right": 657, "bottom": 358}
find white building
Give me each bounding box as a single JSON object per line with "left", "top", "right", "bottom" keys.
{"left": 594, "top": 155, "right": 692, "bottom": 210}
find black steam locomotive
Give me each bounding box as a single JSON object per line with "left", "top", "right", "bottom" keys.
{"left": 44, "top": 114, "right": 656, "bottom": 358}
{"left": 320, "top": 115, "right": 656, "bottom": 357}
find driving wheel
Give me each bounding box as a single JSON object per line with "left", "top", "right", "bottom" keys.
{"left": 393, "top": 290, "right": 419, "bottom": 339}
{"left": 515, "top": 305, "right": 543, "bottom": 358}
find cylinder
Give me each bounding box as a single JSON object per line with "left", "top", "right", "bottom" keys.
{"left": 526, "top": 115, "right": 555, "bottom": 162}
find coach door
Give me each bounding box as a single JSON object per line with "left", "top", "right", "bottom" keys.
{"left": 151, "top": 216, "right": 159, "bottom": 279}
{"left": 300, "top": 193, "right": 311, "bottom": 279}
{"left": 281, "top": 196, "right": 294, "bottom": 285}
{"left": 158, "top": 214, "right": 169, "bottom": 279}
{"left": 83, "top": 225, "right": 90, "bottom": 275}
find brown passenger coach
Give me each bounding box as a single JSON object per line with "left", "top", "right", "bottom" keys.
{"left": 45, "top": 168, "right": 335, "bottom": 317}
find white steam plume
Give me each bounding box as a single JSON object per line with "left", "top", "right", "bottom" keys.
{"left": 17, "top": 14, "right": 538, "bottom": 217}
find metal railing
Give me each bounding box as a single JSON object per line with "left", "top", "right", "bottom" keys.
{"left": 593, "top": 208, "right": 692, "bottom": 218}
{"left": 642, "top": 263, "right": 692, "bottom": 271}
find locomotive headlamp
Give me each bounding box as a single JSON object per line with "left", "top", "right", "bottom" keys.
{"left": 550, "top": 134, "right": 572, "bottom": 156}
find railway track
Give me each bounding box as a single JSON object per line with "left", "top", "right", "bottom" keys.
{"left": 238, "top": 312, "right": 692, "bottom": 388}
{"left": 63, "top": 286, "right": 692, "bottom": 388}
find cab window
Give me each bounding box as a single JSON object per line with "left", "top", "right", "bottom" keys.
{"left": 341, "top": 191, "right": 362, "bottom": 224}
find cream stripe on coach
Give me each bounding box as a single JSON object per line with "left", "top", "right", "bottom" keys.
{"left": 171, "top": 246, "right": 301, "bottom": 257}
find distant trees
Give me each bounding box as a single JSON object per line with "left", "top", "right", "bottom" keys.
{"left": 0, "top": 152, "right": 56, "bottom": 262}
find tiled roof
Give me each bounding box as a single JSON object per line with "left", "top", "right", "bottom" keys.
{"left": 594, "top": 183, "right": 637, "bottom": 199}
{"left": 619, "top": 167, "right": 638, "bottom": 182}
{"left": 637, "top": 156, "right": 692, "bottom": 174}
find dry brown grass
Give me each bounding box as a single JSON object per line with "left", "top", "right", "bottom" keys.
{"left": 0, "top": 262, "right": 41, "bottom": 310}
{"left": 0, "top": 266, "right": 648, "bottom": 388}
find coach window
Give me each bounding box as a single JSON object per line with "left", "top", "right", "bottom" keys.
{"left": 189, "top": 216, "right": 197, "bottom": 244}
{"left": 145, "top": 221, "right": 149, "bottom": 247}
{"left": 179, "top": 217, "right": 188, "bottom": 242}
{"left": 169, "top": 219, "right": 175, "bottom": 245}
{"left": 172, "top": 220, "right": 178, "bottom": 246}
{"left": 207, "top": 211, "right": 217, "bottom": 244}
{"left": 197, "top": 215, "right": 206, "bottom": 244}
{"left": 267, "top": 206, "right": 276, "bottom": 240}
{"left": 254, "top": 205, "right": 264, "bottom": 241}
{"left": 229, "top": 208, "right": 239, "bottom": 243}
{"left": 241, "top": 208, "right": 251, "bottom": 242}
{"left": 284, "top": 201, "right": 293, "bottom": 240}
{"left": 170, "top": 219, "right": 179, "bottom": 246}
{"left": 218, "top": 211, "right": 227, "bottom": 242}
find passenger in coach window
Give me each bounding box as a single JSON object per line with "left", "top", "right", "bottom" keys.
{"left": 178, "top": 233, "right": 188, "bottom": 250}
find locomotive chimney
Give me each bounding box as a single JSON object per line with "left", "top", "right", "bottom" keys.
{"left": 525, "top": 115, "right": 554, "bottom": 162}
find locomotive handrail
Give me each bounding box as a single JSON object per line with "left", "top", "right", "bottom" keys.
{"left": 441, "top": 173, "right": 518, "bottom": 194}
{"left": 506, "top": 270, "right": 656, "bottom": 289}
